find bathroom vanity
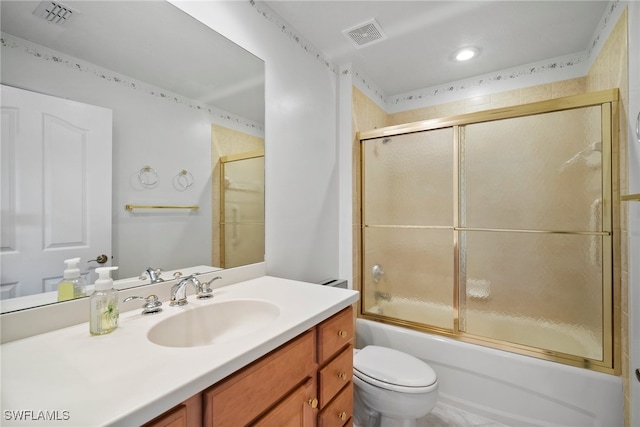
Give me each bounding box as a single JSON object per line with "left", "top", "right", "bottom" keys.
{"left": 0, "top": 274, "right": 358, "bottom": 426}
{"left": 144, "top": 306, "right": 354, "bottom": 427}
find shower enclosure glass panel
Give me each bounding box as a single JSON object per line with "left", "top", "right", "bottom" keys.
{"left": 358, "top": 90, "right": 617, "bottom": 371}
{"left": 362, "top": 129, "right": 454, "bottom": 329}
{"left": 460, "top": 106, "right": 607, "bottom": 361}
{"left": 363, "top": 129, "right": 453, "bottom": 226}
{"left": 462, "top": 107, "right": 603, "bottom": 231}
{"left": 220, "top": 154, "right": 265, "bottom": 268}
{"left": 363, "top": 227, "right": 454, "bottom": 329}
{"left": 460, "top": 231, "right": 604, "bottom": 360}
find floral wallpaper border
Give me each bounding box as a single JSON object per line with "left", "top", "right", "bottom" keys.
{"left": 1, "top": 33, "right": 264, "bottom": 134}
{"left": 252, "top": 0, "right": 623, "bottom": 111}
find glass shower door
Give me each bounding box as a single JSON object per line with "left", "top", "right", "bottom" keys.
{"left": 361, "top": 128, "right": 454, "bottom": 330}
{"left": 459, "top": 106, "right": 609, "bottom": 360}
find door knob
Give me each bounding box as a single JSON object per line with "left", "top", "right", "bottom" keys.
{"left": 88, "top": 254, "right": 109, "bottom": 264}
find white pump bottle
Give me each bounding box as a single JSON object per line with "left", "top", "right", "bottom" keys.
{"left": 57, "top": 257, "right": 87, "bottom": 301}
{"left": 90, "top": 266, "right": 119, "bottom": 335}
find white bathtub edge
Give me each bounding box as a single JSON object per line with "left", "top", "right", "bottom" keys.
{"left": 356, "top": 318, "right": 623, "bottom": 427}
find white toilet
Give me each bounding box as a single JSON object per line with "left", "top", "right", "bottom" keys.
{"left": 352, "top": 345, "right": 439, "bottom": 427}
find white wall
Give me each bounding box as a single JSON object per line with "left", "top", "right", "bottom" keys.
{"left": 172, "top": 1, "right": 340, "bottom": 283}
{"left": 1, "top": 34, "right": 222, "bottom": 279}
{"left": 626, "top": 2, "right": 640, "bottom": 423}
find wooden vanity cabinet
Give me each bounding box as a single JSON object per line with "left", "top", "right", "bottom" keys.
{"left": 144, "top": 306, "right": 354, "bottom": 427}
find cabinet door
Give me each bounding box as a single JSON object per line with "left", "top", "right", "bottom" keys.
{"left": 204, "top": 330, "right": 315, "bottom": 426}
{"left": 142, "top": 394, "right": 202, "bottom": 427}
{"left": 252, "top": 378, "right": 316, "bottom": 427}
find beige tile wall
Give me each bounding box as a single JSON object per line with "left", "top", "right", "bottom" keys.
{"left": 388, "top": 77, "right": 586, "bottom": 125}
{"left": 585, "top": 8, "right": 630, "bottom": 426}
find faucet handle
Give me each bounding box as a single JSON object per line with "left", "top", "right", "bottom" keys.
{"left": 123, "top": 294, "right": 163, "bottom": 315}
{"left": 139, "top": 268, "right": 164, "bottom": 283}
{"left": 205, "top": 276, "right": 223, "bottom": 286}
{"left": 197, "top": 276, "right": 222, "bottom": 300}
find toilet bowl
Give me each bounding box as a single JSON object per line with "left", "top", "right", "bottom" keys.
{"left": 352, "top": 345, "right": 438, "bottom": 427}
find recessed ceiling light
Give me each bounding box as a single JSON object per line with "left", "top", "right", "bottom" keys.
{"left": 455, "top": 47, "right": 479, "bottom": 61}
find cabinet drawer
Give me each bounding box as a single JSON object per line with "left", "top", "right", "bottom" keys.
{"left": 203, "top": 330, "right": 316, "bottom": 426}
{"left": 317, "top": 306, "right": 353, "bottom": 364}
{"left": 318, "top": 345, "right": 352, "bottom": 408}
{"left": 318, "top": 382, "right": 353, "bottom": 427}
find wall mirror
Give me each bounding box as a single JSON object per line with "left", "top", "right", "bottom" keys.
{"left": 0, "top": 0, "right": 265, "bottom": 313}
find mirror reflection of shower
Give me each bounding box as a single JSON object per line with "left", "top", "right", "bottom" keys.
{"left": 219, "top": 151, "right": 265, "bottom": 269}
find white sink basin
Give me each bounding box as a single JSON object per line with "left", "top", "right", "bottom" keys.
{"left": 147, "top": 299, "right": 280, "bottom": 348}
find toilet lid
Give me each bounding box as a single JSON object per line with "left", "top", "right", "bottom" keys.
{"left": 353, "top": 345, "right": 437, "bottom": 391}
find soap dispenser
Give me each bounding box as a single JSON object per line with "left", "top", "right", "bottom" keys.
{"left": 90, "top": 266, "right": 119, "bottom": 335}
{"left": 57, "top": 258, "right": 87, "bottom": 301}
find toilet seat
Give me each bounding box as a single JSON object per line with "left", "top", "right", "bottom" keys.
{"left": 353, "top": 345, "right": 437, "bottom": 394}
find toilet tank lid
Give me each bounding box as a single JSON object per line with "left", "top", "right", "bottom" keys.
{"left": 354, "top": 345, "right": 437, "bottom": 387}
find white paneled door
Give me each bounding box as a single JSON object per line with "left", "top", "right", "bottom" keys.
{"left": 1, "top": 85, "right": 112, "bottom": 299}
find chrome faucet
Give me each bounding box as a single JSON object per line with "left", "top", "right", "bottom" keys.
{"left": 140, "top": 267, "right": 164, "bottom": 284}
{"left": 169, "top": 274, "right": 222, "bottom": 306}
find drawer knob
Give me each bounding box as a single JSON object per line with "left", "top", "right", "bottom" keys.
{"left": 308, "top": 398, "right": 318, "bottom": 409}
{"left": 338, "top": 411, "right": 347, "bottom": 421}
{"left": 338, "top": 372, "right": 348, "bottom": 381}
{"left": 337, "top": 330, "right": 347, "bottom": 338}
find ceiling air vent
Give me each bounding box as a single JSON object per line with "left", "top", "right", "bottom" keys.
{"left": 33, "top": 1, "right": 77, "bottom": 25}
{"left": 342, "top": 19, "right": 388, "bottom": 49}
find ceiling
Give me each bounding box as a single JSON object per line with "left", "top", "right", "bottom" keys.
{"left": 0, "top": 1, "right": 265, "bottom": 124}
{"left": 1, "top": 1, "right": 610, "bottom": 116}
{"left": 265, "top": 0, "right": 610, "bottom": 97}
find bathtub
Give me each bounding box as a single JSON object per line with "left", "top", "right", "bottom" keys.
{"left": 356, "top": 317, "right": 623, "bottom": 426}
{"left": 368, "top": 298, "right": 602, "bottom": 360}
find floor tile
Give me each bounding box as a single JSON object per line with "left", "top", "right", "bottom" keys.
{"left": 417, "top": 402, "right": 509, "bottom": 427}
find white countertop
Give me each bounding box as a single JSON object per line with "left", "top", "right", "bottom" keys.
{"left": 0, "top": 276, "right": 359, "bottom": 426}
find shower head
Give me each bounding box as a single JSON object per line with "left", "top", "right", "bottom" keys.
{"left": 560, "top": 141, "right": 602, "bottom": 171}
